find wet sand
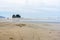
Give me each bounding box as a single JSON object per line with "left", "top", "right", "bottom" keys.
{"left": 0, "top": 22, "right": 60, "bottom": 40}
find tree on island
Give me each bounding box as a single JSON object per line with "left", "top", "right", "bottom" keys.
{"left": 12, "top": 14, "right": 21, "bottom": 18}
{"left": 12, "top": 14, "right": 16, "bottom": 18}
{"left": 16, "top": 14, "right": 21, "bottom": 18}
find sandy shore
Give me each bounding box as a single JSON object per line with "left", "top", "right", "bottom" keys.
{"left": 0, "top": 22, "right": 60, "bottom": 40}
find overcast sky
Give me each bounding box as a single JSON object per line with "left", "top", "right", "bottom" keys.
{"left": 0, "top": 0, "right": 60, "bottom": 18}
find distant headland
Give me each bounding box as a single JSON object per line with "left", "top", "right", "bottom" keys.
{"left": 0, "top": 16, "right": 5, "bottom": 18}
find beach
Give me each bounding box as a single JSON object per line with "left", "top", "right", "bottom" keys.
{"left": 0, "top": 22, "right": 60, "bottom": 40}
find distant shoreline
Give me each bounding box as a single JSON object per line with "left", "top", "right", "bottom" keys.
{"left": 0, "top": 18, "right": 60, "bottom": 23}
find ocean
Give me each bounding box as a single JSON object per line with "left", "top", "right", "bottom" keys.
{"left": 0, "top": 18, "right": 60, "bottom": 24}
